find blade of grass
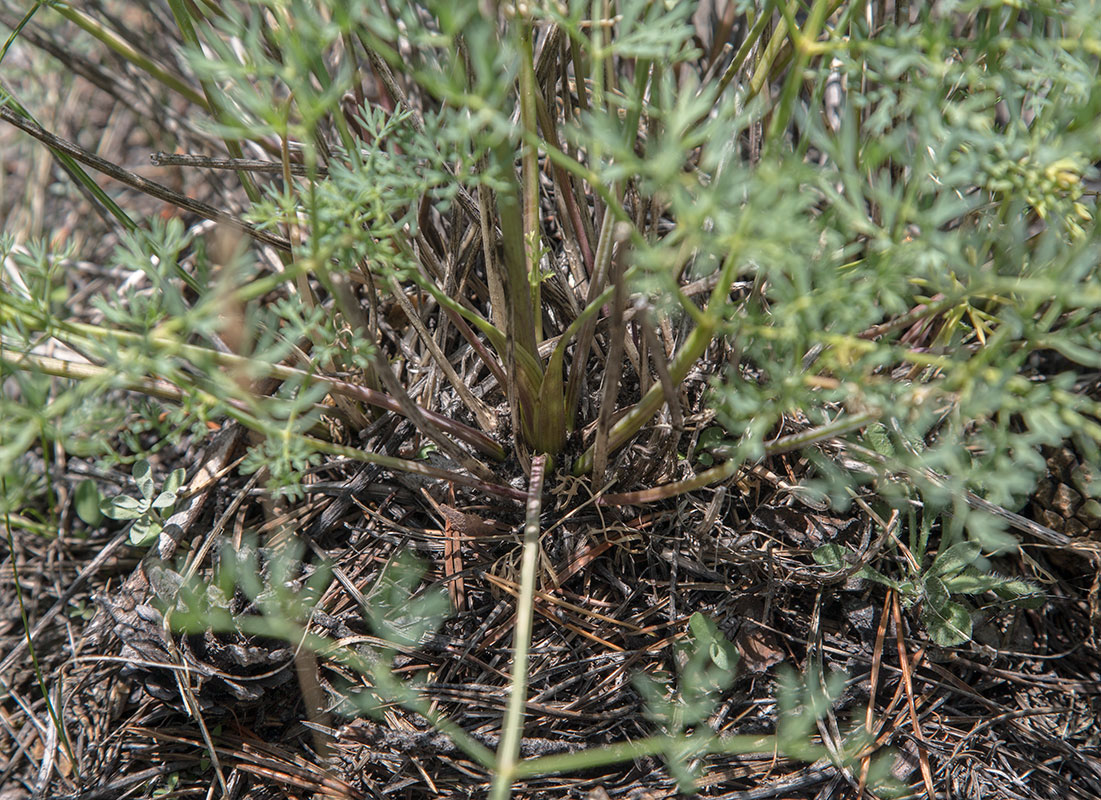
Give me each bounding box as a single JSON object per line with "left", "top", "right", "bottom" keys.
{"left": 0, "top": 103, "right": 291, "bottom": 251}
{"left": 165, "top": 0, "right": 261, "bottom": 204}
{"left": 0, "top": 85, "right": 136, "bottom": 234}
{"left": 52, "top": 4, "right": 208, "bottom": 109}
{"left": 590, "top": 223, "right": 631, "bottom": 482}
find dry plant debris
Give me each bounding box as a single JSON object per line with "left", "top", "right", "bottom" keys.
{"left": 2, "top": 2, "right": 1101, "bottom": 799}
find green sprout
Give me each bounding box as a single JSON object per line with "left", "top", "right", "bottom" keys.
{"left": 99, "top": 459, "right": 186, "bottom": 546}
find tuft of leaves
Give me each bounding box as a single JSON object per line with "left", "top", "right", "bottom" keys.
{"left": 99, "top": 459, "right": 186, "bottom": 546}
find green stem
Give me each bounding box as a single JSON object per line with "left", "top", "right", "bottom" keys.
{"left": 564, "top": 185, "right": 623, "bottom": 424}
{"left": 489, "top": 455, "right": 547, "bottom": 800}
{"left": 716, "top": 10, "right": 773, "bottom": 98}
{"left": 519, "top": 21, "right": 543, "bottom": 344}
{"left": 0, "top": 344, "right": 516, "bottom": 495}
{"left": 513, "top": 731, "right": 781, "bottom": 779}
{"left": 54, "top": 4, "right": 208, "bottom": 109}
{"left": 0, "top": 346, "right": 504, "bottom": 461}
{"left": 600, "top": 410, "right": 882, "bottom": 505}
{"left": 0, "top": 288, "right": 504, "bottom": 459}
{"left": 765, "top": 0, "right": 834, "bottom": 147}
{"left": 573, "top": 319, "right": 714, "bottom": 475}
{"left": 165, "top": 0, "right": 261, "bottom": 205}
{"left": 223, "top": 391, "right": 522, "bottom": 500}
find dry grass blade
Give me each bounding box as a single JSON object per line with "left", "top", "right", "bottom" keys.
{"left": 891, "top": 592, "right": 935, "bottom": 799}
{"left": 590, "top": 224, "right": 631, "bottom": 484}
{"left": 858, "top": 589, "right": 893, "bottom": 794}
{"left": 0, "top": 103, "right": 291, "bottom": 251}
{"left": 385, "top": 274, "right": 498, "bottom": 433}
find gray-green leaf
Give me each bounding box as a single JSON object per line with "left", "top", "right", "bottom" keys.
{"left": 151, "top": 491, "right": 178, "bottom": 511}
{"left": 101, "top": 494, "right": 145, "bottom": 520}
{"left": 75, "top": 479, "right": 103, "bottom": 526}
{"left": 133, "top": 460, "right": 155, "bottom": 501}
{"left": 928, "top": 541, "right": 982, "bottom": 579}
{"left": 163, "top": 468, "right": 186, "bottom": 496}
{"left": 130, "top": 517, "right": 162, "bottom": 547}
{"left": 923, "top": 598, "right": 973, "bottom": 647}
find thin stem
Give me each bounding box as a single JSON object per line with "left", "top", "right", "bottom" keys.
{"left": 0, "top": 87, "right": 135, "bottom": 233}
{"left": 715, "top": 10, "right": 773, "bottom": 98}
{"left": 385, "top": 275, "right": 498, "bottom": 433}
{"left": 574, "top": 319, "right": 714, "bottom": 475}
{"left": 574, "top": 236, "right": 747, "bottom": 474}
{"left": 246, "top": 412, "right": 523, "bottom": 500}
{"left": 0, "top": 104, "right": 289, "bottom": 251}
{"left": 513, "top": 731, "right": 778, "bottom": 779}
{"left": 53, "top": 4, "right": 208, "bottom": 109}
{"left": 565, "top": 188, "right": 622, "bottom": 424}
{"left": 590, "top": 224, "right": 631, "bottom": 482}
{"left": 533, "top": 87, "right": 595, "bottom": 273}
{"left": 600, "top": 410, "right": 882, "bottom": 505}
{"left": 765, "top": 0, "right": 835, "bottom": 147}
{"left": 1, "top": 311, "right": 504, "bottom": 460}
{"left": 0, "top": 346, "right": 520, "bottom": 499}
{"left": 489, "top": 454, "right": 547, "bottom": 800}
{"left": 165, "top": 0, "right": 261, "bottom": 204}
{"left": 519, "top": 21, "right": 543, "bottom": 343}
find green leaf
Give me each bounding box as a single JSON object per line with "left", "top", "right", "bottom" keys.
{"left": 928, "top": 541, "right": 982, "bottom": 579}
{"left": 163, "top": 467, "right": 186, "bottom": 496}
{"left": 709, "top": 640, "right": 731, "bottom": 671}
{"left": 133, "top": 460, "right": 155, "bottom": 501}
{"left": 129, "top": 517, "right": 162, "bottom": 547}
{"left": 964, "top": 512, "right": 1019, "bottom": 555}
{"left": 940, "top": 566, "right": 1040, "bottom": 602}
{"left": 531, "top": 345, "right": 567, "bottom": 455}
{"left": 812, "top": 543, "right": 845, "bottom": 568}
{"left": 923, "top": 576, "right": 973, "bottom": 646}
{"left": 101, "top": 494, "right": 146, "bottom": 520}
{"left": 859, "top": 567, "right": 902, "bottom": 590}
{"left": 864, "top": 422, "right": 895, "bottom": 457}
{"left": 694, "top": 427, "right": 725, "bottom": 466}
{"left": 992, "top": 578, "right": 1044, "bottom": 607}
{"left": 687, "top": 611, "right": 716, "bottom": 642}
{"left": 151, "top": 491, "right": 177, "bottom": 511}
{"left": 74, "top": 479, "right": 103, "bottom": 526}
{"left": 687, "top": 612, "right": 738, "bottom": 674}
{"left": 940, "top": 568, "right": 1005, "bottom": 595}
{"left": 923, "top": 598, "right": 973, "bottom": 646}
